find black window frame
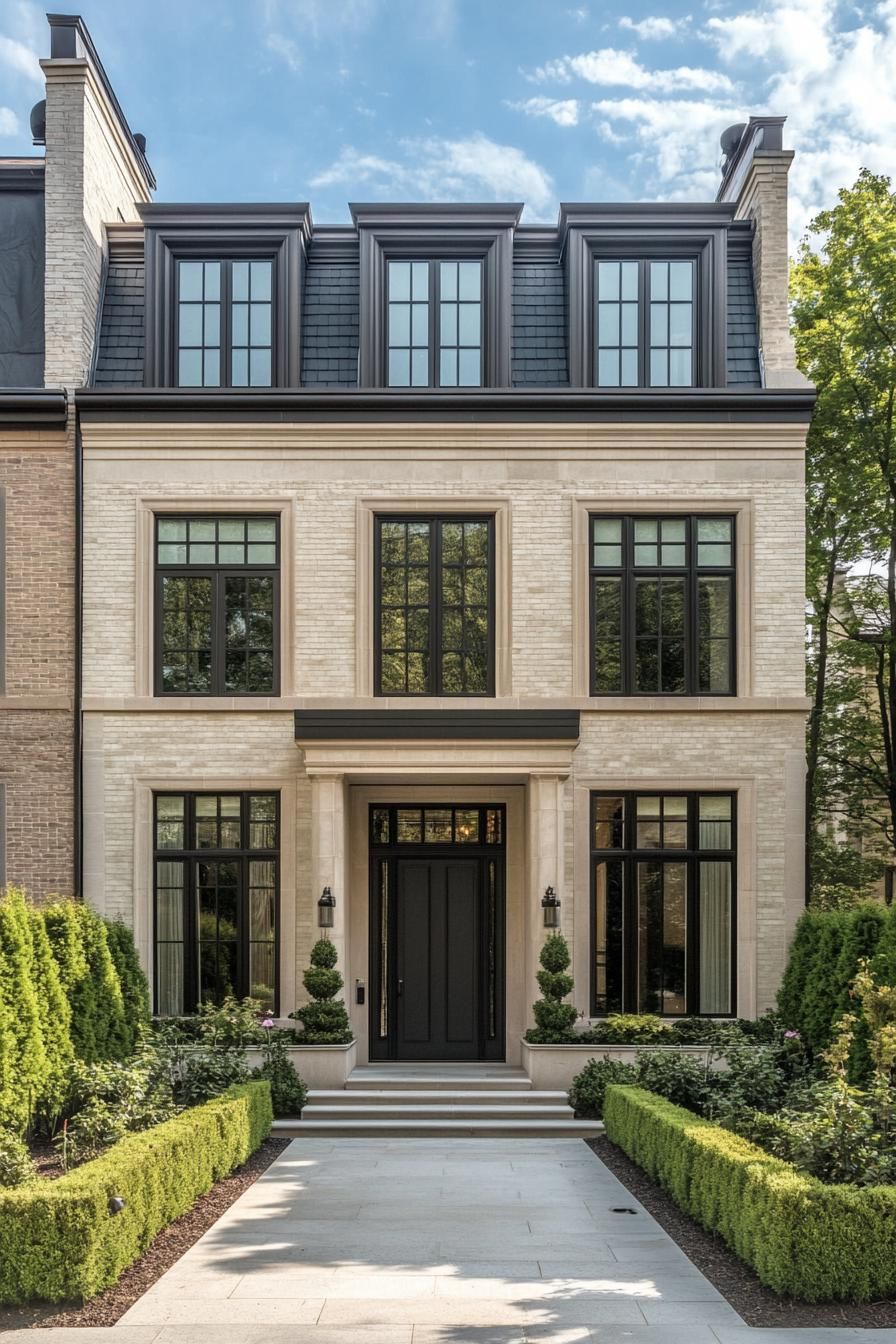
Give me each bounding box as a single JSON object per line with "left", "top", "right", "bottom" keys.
{"left": 152, "top": 790, "right": 280, "bottom": 1015}
{"left": 590, "top": 789, "right": 737, "bottom": 1018}
{"left": 174, "top": 256, "right": 276, "bottom": 390}
{"left": 153, "top": 513, "right": 281, "bottom": 698}
{"left": 589, "top": 513, "right": 736, "bottom": 698}
{"left": 594, "top": 257, "right": 697, "bottom": 388}
{"left": 560, "top": 207, "right": 729, "bottom": 389}
{"left": 374, "top": 513, "right": 496, "bottom": 698}
{"left": 385, "top": 257, "right": 485, "bottom": 389}
{"left": 141, "top": 206, "right": 309, "bottom": 389}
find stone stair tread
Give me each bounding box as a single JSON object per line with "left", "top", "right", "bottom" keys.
{"left": 309, "top": 1088, "right": 568, "bottom": 1103}
{"left": 275, "top": 1117, "right": 603, "bottom": 1137}
{"left": 303, "top": 1104, "right": 574, "bottom": 1118}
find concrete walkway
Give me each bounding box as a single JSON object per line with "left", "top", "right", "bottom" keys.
{"left": 4, "top": 1137, "right": 896, "bottom": 1344}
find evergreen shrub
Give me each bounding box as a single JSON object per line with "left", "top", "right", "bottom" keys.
{"left": 289, "top": 939, "right": 353, "bottom": 1044}
{"left": 526, "top": 934, "right": 578, "bottom": 1042}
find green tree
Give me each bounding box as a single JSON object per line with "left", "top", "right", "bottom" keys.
{"left": 792, "top": 171, "right": 896, "bottom": 888}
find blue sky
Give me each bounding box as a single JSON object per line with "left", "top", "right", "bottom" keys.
{"left": 1, "top": 0, "right": 894, "bottom": 247}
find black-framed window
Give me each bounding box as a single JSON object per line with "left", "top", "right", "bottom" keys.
{"left": 590, "top": 514, "right": 735, "bottom": 697}
{"left": 591, "top": 791, "right": 735, "bottom": 1017}
{"left": 386, "top": 259, "right": 483, "bottom": 388}
{"left": 176, "top": 258, "right": 274, "bottom": 388}
{"left": 155, "top": 515, "right": 279, "bottom": 696}
{"left": 594, "top": 258, "right": 695, "bottom": 388}
{"left": 375, "top": 515, "right": 494, "bottom": 696}
{"left": 154, "top": 791, "right": 279, "bottom": 1014}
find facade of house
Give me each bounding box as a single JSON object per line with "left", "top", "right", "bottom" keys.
{"left": 6, "top": 15, "right": 814, "bottom": 1064}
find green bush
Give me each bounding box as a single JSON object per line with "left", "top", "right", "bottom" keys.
{"left": 801, "top": 911, "right": 850, "bottom": 1054}
{"left": 0, "top": 1130, "right": 36, "bottom": 1188}
{"left": 104, "top": 921, "right": 151, "bottom": 1056}
{"left": 44, "top": 901, "right": 128, "bottom": 1063}
{"left": 871, "top": 903, "right": 896, "bottom": 988}
{"left": 603, "top": 1084, "right": 896, "bottom": 1302}
{"left": 0, "top": 888, "right": 49, "bottom": 1133}
{"left": 28, "top": 908, "right": 74, "bottom": 1119}
{"left": 0, "top": 1081, "right": 272, "bottom": 1304}
{"left": 252, "top": 1032, "right": 308, "bottom": 1116}
{"left": 527, "top": 934, "right": 578, "bottom": 1041}
{"left": 290, "top": 939, "right": 352, "bottom": 1044}
{"left": 568, "top": 1058, "right": 636, "bottom": 1118}
{"left": 777, "top": 909, "right": 823, "bottom": 1030}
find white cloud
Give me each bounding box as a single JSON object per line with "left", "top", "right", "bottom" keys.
{"left": 0, "top": 107, "right": 20, "bottom": 136}
{"left": 508, "top": 96, "right": 580, "bottom": 126}
{"left": 0, "top": 32, "right": 41, "bottom": 85}
{"left": 593, "top": 96, "right": 743, "bottom": 191}
{"left": 528, "top": 46, "right": 734, "bottom": 93}
{"left": 311, "top": 133, "right": 555, "bottom": 217}
{"left": 618, "top": 15, "right": 691, "bottom": 39}
{"left": 265, "top": 32, "right": 300, "bottom": 70}
{"left": 261, "top": 0, "right": 379, "bottom": 41}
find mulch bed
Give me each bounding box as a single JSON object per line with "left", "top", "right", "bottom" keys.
{"left": 0, "top": 1136, "right": 290, "bottom": 1331}
{"left": 588, "top": 1133, "right": 896, "bottom": 1327}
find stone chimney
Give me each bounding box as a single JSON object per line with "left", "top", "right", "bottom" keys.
{"left": 717, "top": 116, "right": 809, "bottom": 388}
{"left": 39, "top": 14, "right": 155, "bottom": 388}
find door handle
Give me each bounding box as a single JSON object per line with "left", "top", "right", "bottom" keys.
{"left": 397, "top": 979, "right": 404, "bottom": 996}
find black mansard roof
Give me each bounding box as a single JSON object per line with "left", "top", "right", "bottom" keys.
{"left": 93, "top": 205, "right": 761, "bottom": 391}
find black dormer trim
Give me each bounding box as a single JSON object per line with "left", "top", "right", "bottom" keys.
{"left": 352, "top": 203, "right": 522, "bottom": 389}
{"left": 561, "top": 203, "right": 734, "bottom": 390}
{"left": 140, "top": 204, "right": 311, "bottom": 388}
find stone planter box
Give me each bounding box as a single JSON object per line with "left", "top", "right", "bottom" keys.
{"left": 521, "top": 1039, "right": 722, "bottom": 1092}
{"left": 245, "top": 1040, "right": 357, "bottom": 1089}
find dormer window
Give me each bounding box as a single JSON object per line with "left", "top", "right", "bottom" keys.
{"left": 386, "top": 259, "right": 483, "bottom": 387}
{"left": 176, "top": 259, "right": 274, "bottom": 388}
{"left": 595, "top": 259, "right": 695, "bottom": 388}
{"left": 354, "top": 204, "right": 519, "bottom": 389}
{"left": 141, "top": 205, "right": 309, "bottom": 389}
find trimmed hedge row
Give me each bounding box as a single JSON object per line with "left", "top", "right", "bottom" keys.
{"left": 0, "top": 1080, "right": 273, "bottom": 1304}
{"left": 603, "top": 1085, "right": 896, "bottom": 1302}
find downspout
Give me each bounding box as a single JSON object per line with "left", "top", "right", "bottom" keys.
{"left": 74, "top": 405, "right": 83, "bottom": 897}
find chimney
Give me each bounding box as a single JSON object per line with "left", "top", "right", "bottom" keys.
{"left": 717, "top": 116, "right": 808, "bottom": 388}
{"left": 40, "top": 14, "right": 155, "bottom": 388}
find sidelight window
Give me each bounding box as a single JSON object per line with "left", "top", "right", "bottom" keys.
{"left": 154, "top": 515, "right": 279, "bottom": 696}
{"left": 375, "top": 515, "right": 494, "bottom": 695}
{"left": 590, "top": 514, "right": 735, "bottom": 696}
{"left": 153, "top": 791, "right": 279, "bottom": 1014}
{"left": 591, "top": 791, "right": 735, "bottom": 1017}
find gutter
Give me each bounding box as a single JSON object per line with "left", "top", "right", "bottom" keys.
{"left": 0, "top": 388, "right": 68, "bottom": 427}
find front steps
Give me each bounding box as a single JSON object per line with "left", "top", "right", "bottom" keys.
{"left": 274, "top": 1063, "right": 603, "bottom": 1138}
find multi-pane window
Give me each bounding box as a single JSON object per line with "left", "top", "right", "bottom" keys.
{"left": 375, "top": 515, "right": 493, "bottom": 695}
{"left": 177, "top": 259, "right": 273, "bottom": 388}
{"left": 590, "top": 515, "right": 735, "bottom": 696}
{"left": 154, "top": 791, "right": 279, "bottom": 1015}
{"left": 594, "top": 258, "right": 695, "bottom": 387}
{"left": 591, "top": 791, "right": 735, "bottom": 1017}
{"left": 155, "top": 515, "right": 279, "bottom": 696}
{"left": 386, "top": 259, "right": 482, "bottom": 387}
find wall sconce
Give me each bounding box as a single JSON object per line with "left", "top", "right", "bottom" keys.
{"left": 541, "top": 885, "right": 561, "bottom": 928}
{"left": 318, "top": 885, "right": 336, "bottom": 929}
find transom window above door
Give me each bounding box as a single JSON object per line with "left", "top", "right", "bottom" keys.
{"left": 176, "top": 258, "right": 274, "bottom": 388}
{"left": 594, "top": 258, "right": 695, "bottom": 387}
{"left": 591, "top": 790, "right": 735, "bottom": 1018}
{"left": 386, "top": 260, "right": 483, "bottom": 387}
{"left": 155, "top": 515, "right": 279, "bottom": 696}
{"left": 590, "top": 514, "right": 735, "bottom": 697}
{"left": 375, "top": 515, "right": 494, "bottom": 696}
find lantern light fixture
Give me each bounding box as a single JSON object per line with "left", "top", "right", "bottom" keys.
{"left": 541, "top": 885, "right": 561, "bottom": 928}
{"left": 318, "top": 885, "right": 336, "bottom": 929}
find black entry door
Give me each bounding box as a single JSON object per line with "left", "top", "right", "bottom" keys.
{"left": 395, "top": 857, "right": 480, "bottom": 1061}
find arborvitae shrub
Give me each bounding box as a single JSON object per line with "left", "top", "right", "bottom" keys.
{"left": 27, "top": 909, "right": 73, "bottom": 1116}
{"left": 104, "top": 921, "right": 151, "bottom": 1056}
{"left": 777, "top": 910, "right": 822, "bottom": 1029}
{"left": 44, "top": 902, "right": 94, "bottom": 1060}
{"left": 44, "top": 902, "right": 127, "bottom": 1062}
{"left": 289, "top": 939, "right": 353, "bottom": 1044}
{"left": 871, "top": 903, "right": 896, "bottom": 988}
{"left": 528, "top": 933, "right": 578, "bottom": 1042}
{"left": 0, "top": 889, "right": 48, "bottom": 1134}
{"left": 801, "top": 911, "right": 849, "bottom": 1053}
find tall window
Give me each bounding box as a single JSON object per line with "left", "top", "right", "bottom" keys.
{"left": 590, "top": 514, "right": 735, "bottom": 696}
{"left": 375, "top": 515, "right": 494, "bottom": 695}
{"left": 155, "top": 515, "right": 279, "bottom": 696}
{"left": 591, "top": 791, "right": 735, "bottom": 1017}
{"left": 386, "top": 260, "right": 482, "bottom": 387}
{"left": 154, "top": 791, "right": 279, "bottom": 1014}
{"left": 595, "top": 258, "right": 695, "bottom": 387}
{"left": 177, "top": 259, "right": 273, "bottom": 388}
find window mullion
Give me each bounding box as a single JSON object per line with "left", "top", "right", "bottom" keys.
{"left": 430, "top": 262, "right": 439, "bottom": 388}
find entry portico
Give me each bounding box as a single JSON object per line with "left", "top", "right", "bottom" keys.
{"left": 298, "top": 709, "right": 580, "bottom": 1068}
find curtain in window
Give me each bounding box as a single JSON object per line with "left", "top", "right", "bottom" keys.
{"left": 699, "top": 858, "right": 731, "bottom": 1014}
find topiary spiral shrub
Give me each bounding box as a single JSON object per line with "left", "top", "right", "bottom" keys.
{"left": 289, "top": 939, "right": 353, "bottom": 1044}
{"left": 525, "top": 933, "right": 579, "bottom": 1043}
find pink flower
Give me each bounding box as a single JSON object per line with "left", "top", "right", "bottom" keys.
{"left": 784, "top": 1029, "right": 801, "bottom": 1039}
{"left": 261, "top": 1017, "right": 275, "bottom": 1029}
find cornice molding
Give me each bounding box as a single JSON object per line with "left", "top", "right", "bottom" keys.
{"left": 0, "top": 389, "right": 68, "bottom": 427}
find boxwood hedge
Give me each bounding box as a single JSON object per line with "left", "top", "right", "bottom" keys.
{"left": 603, "top": 1084, "right": 896, "bottom": 1302}
{"left": 0, "top": 1080, "right": 272, "bottom": 1304}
